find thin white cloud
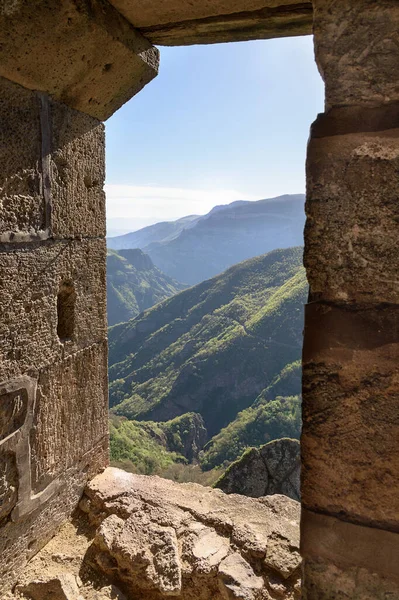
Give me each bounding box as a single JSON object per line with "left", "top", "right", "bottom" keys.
{"left": 105, "top": 184, "right": 259, "bottom": 223}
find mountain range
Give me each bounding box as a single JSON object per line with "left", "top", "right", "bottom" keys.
{"left": 108, "top": 246, "right": 307, "bottom": 473}
{"left": 108, "top": 194, "right": 305, "bottom": 285}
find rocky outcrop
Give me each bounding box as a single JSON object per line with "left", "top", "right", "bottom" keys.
{"left": 9, "top": 468, "right": 300, "bottom": 599}
{"left": 163, "top": 412, "right": 208, "bottom": 462}
{"left": 215, "top": 439, "right": 300, "bottom": 501}
{"left": 81, "top": 468, "right": 301, "bottom": 600}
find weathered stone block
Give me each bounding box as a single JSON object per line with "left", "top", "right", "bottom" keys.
{"left": 109, "top": 0, "right": 309, "bottom": 28}
{"left": 302, "top": 558, "right": 399, "bottom": 600}
{"left": 49, "top": 96, "right": 106, "bottom": 239}
{"left": 0, "top": 238, "right": 107, "bottom": 381}
{"left": 84, "top": 468, "right": 301, "bottom": 598}
{"left": 0, "top": 78, "right": 45, "bottom": 242}
{"left": 117, "top": 0, "right": 313, "bottom": 46}
{"left": 301, "top": 302, "right": 399, "bottom": 529}
{"left": 31, "top": 342, "right": 108, "bottom": 493}
{"left": 301, "top": 509, "right": 399, "bottom": 589}
{"left": 313, "top": 0, "right": 399, "bottom": 108}
{"left": 304, "top": 127, "right": 399, "bottom": 303}
{"left": 0, "top": 77, "right": 105, "bottom": 241}
{"left": 0, "top": 0, "right": 159, "bottom": 120}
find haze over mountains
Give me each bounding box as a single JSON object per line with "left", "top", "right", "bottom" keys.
{"left": 108, "top": 194, "right": 305, "bottom": 285}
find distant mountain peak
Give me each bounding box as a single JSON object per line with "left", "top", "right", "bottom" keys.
{"left": 108, "top": 194, "right": 305, "bottom": 286}
{"left": 116, "top": 248, "right": 155, "bottom": 271}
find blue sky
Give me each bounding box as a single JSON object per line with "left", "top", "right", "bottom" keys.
{"left": 105, "top": 36, "right": 324, "bottom": 235}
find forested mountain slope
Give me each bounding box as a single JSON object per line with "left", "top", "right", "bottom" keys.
{"left": 107, "top": 248, "right": 186, "bottom": 326}
{"left": 108, "top": 247, "right": 307, "bottom": 439}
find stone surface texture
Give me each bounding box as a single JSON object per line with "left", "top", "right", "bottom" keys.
{"left": 0, "top": 440, "right": 108, "bottom": 596}
{"left": 5, "top": 473, "right": 301, "bottom": 600}
{"left": 0, "top": 238, "right": 107, "bottom": 382}
{"left": 108, "top": 0, "right": 312, "bottom": 45}
{"left": 0, "top": 78, "right": 44, "bottom": 240}
{"left": 0, "top": 72, "right": 108, "bottom": 593}
{"left": 80, "top": 468, "right": 301, "bottom": 599}
{"left": 313, "top": 0, "right": 399, "bottom": 109}
{"left": 302, "top": 1, "right": 399, "bottom": 597}
{"left": 0, "top": 77, "right": 106, "bottom": 242}
{"left": 215, "top": 438, "right": 300, "bottom": 501}
{"left": 305, "top": 127, "right": 399, "bottom": 303}
{"left": 302, "top": 303, "right": 399, "bottom": 529}
{"left": 302, "top": 559, "right": 399, "bottom": 600}
{"left": 0, "top": 0, "right": 159, "bottom": 120}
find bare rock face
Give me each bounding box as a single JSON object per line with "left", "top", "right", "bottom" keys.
{"left": 215, "top": 439, "right": 300, "bottom": 501}
{"left": 81, "top": 467, "right": 301, "bottom": 600}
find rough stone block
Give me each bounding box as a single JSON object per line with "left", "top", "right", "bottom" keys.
{"left": 0, "top": 0, "right": 159, "bottom": 120}
{"left": 84, "top": 468, "right": 301, "bottom": 598}
{"left": 302, "top": 558, "right": 399, "bottom": 600}
{"left": 0, "top": 77, "right": 105, "bottom": 241}
{"left": 313, "top": 0, "right": 399, "bottom": 108}
{"left": 301, "top": 509, "right": 399, "bottom": 588}
{"left": 301, "top": 302, "right": 399, "bottom": 529}
{"left": 0, "top": 78, "right": 45, "bottom": 241}
{"left": 0, "top": 238, "right": 107, "bottom": 382}
{"left": 49, "top": 96, "right": 105, "bottom": 239}
{"left": 304, "top": 128, "right": 399, "bottom": 303}
{"left": 31, "top": 342, "right": 108, "bottom": 493}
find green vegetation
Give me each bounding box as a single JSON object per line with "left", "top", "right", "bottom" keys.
{"left": 200, "top": 395, "right": 301, "bottom": 471}
{"left": 110, "top": 416, "right": 184, "bottom": 475}
{"left": 110, "top": 411, "right": 207, "bottom": 474}
{"left": 109, "top": 247, "right": 306, "bottom": 439}
{"left": 107, "top": 246, "right": 306, "bottom": 480}
{"left": 107, "top": 248, "right": 186, "bottom": 326}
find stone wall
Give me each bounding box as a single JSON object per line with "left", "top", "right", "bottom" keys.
{"left": 302, "top": 1, "right": 399, "bottom": 597}
{"left": 0, "top": 76, "right": 109, "bottom": 594}
{"left": 0, "top": 1, "right": 160, "bottom": 592}
{"left": 1, "top": 0, "right": 399, "bottom": 598}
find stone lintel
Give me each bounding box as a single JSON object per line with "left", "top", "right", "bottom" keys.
{"left": 301, "top": 508, "right": 399, "bottom": 584}
{"left": 0, "top": 0, "right": 159, "bottom": 120}
{"left": 137, "top": 4, "right": 313, "bottom": 46}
